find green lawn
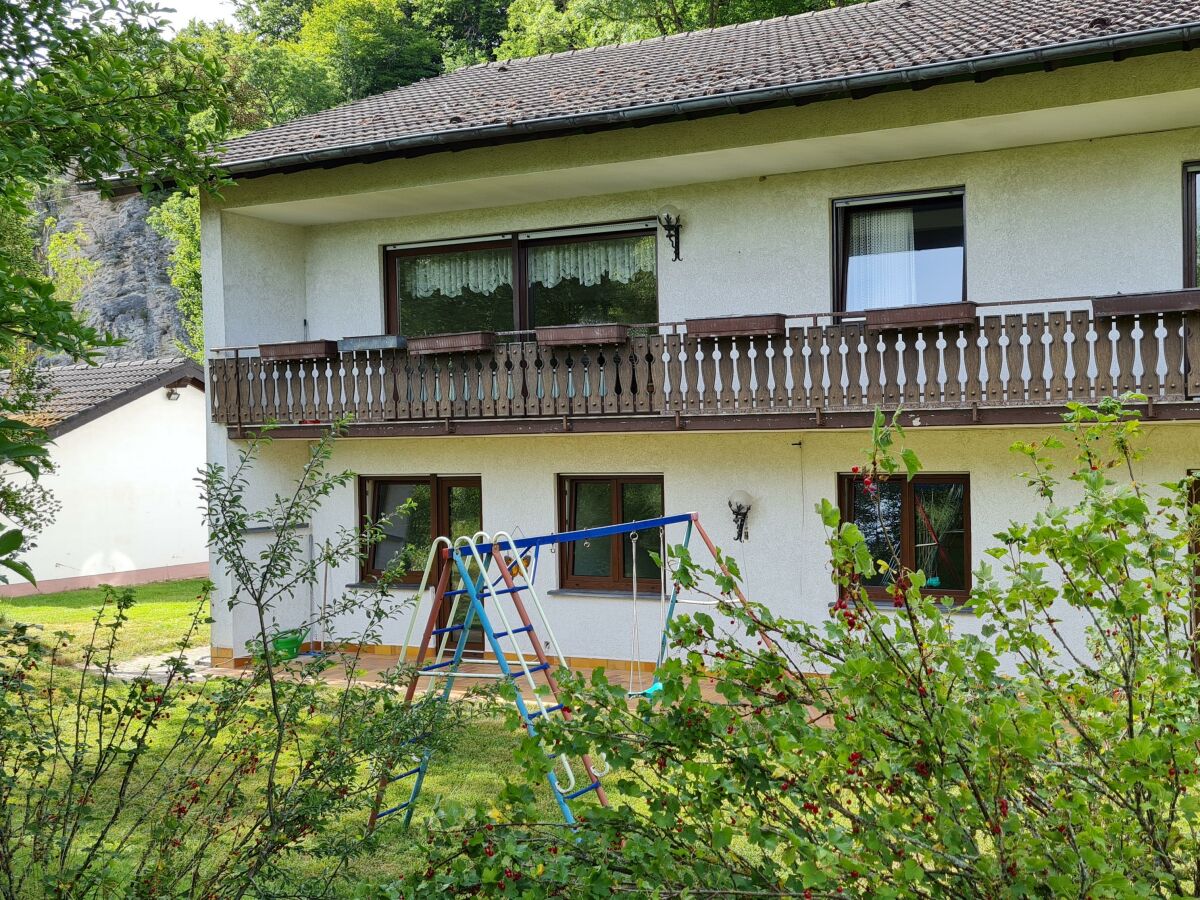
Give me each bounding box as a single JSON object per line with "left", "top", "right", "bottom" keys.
{"left": 0, "top": 577, "right": 211, "bottom": 662}
{"left": 0, "top": 576, "right": 571, "bottom": 886}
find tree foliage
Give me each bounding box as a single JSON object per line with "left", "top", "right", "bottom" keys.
{"left": 147, "top": 191, "right": 205, "bottom": 361}
{"left": 295, "top": 0, "right": 443, "bottom": 101}
{"left": 390, "top": 401, "right": 1200, "bottom": 898}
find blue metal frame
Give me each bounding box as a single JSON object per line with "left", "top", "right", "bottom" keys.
{"left": 456, "top": 513, "right": 697, "bottom": 558}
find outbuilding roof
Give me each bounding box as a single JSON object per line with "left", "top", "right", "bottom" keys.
{"left": 1, "top": 357, "right": 204, "bottom": 437}
{"left": 218, "top": 0, "right": 1200, "bottom": 179}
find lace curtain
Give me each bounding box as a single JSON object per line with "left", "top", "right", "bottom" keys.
{"left": 400, "top": 237, "right": 655, "bottom": 300}
{"left": 403, "top": 248, "right": 513, "bottom": 299}
{"left": 527, "top": 237, "right": 655, "bottom": 289}
{"left": 846, "top": 206, "right": 917, "bottom": 310}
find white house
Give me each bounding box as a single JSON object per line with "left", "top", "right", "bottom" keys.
{"left": 201, "top": 0, "right": 1200, "bottom": 668}
{"left": 0, "top": 358, "right": 209, "bottom": 597}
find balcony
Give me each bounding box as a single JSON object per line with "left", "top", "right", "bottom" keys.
{"left": 209, "top": 290, "right": 1200, "bottom": 438}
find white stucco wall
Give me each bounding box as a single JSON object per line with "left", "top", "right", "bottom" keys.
{"left": 206, "top": 123, "right": 1200, "bottom": 350}
{"left": 5, "top": 386, "right": 209, "bottom": 592}
{"left": 209, "top": 421, "right": 1200, "bottom": 668}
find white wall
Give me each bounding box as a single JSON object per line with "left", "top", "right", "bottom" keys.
{"left": 6, "top": 386, "right": 209, "bottom": 591}
{"left": 282, "top": 125, "right": 1199, "bottom": 343}
{"left": 212, "top": 421, "right": 1200, "bottom": 669}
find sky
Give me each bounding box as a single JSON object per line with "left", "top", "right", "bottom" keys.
{"left": 157, "top": 0, "right": 237, "bottom": 31}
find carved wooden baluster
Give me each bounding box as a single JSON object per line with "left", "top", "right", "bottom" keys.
{"left": 1066, "top": 311, "right": 1092, "bottom": 401}
{"left": 766, "top": 332, "right": 788, "bottom": 408}
{"left": 681, "top": 336, "right": 701, "bottom": 414}
{"left": 1160, "top": 311, "right": 1185, "bottom": 400}
{"left": 1186, "top": 310, "right": 1200, "bottom": 399}
{"left": 1024, "top": 314, "right": 1049, "bottom": 403}
{"left": 661, "top": 334, "right": 683, "bottom": 413}
{"left": 901, "top": 328, "right": 924, "bottom": 407}
{"left": 724, "top": 336, "right": 744, "bottom": 410}
{"left": 1117, "top": 314, "right": 1142, "bottom": 396}
{"left": 1044, "top": 313, "right": 1068, "bottom": 404}
{"left": 1093, "top": 314, "right": 1117, "bottom": 398}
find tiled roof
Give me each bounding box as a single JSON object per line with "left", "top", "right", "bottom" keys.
{"left": 0, "top": 358, "right": 203, "bottom": 435}
{"left": 219, "top": 0, "right": 1200, "bottom": 176}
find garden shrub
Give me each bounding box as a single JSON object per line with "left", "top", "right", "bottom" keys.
{"left": 390, "top": 400, "right": 1200, "bottom": 898}
{"left": 0, "top": 426, "right": 475, "bottom": 898}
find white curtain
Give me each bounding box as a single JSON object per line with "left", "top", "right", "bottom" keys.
{"left": 527, "top": 237, "right": 655, "bottom": 289}
{"left": 846, "top": 206, "right": 917, "bottom": 310}
{"left": 403, "top": 248, "right": 513, "bottom": 299}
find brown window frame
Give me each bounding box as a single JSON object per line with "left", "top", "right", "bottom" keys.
{"left": 557, "top": 474, "right": 664, "bottom": 592}
{"left": 1184, "top": 164, "right": 1199, "bottom": 289}
{"left": 383, "top": 223, "right": 659, "bottom": 336}
{"left": 831, "top": 187, "right": 968, "bottom": 314}
{"left": 836, "top": 472, "right": 972, "bottom": 604}
{"left": 359, "top": 474, "right": 482, "bottom": 584}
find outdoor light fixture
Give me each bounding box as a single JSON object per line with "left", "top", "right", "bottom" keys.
{"left": 165, "top": 388, "right": 180, "bottom": 401}
{"left": 657, "top": 204, "right": 682, "bottom": 261}
{"left": 727, "top": 489, "right": 754, "bottom": 542}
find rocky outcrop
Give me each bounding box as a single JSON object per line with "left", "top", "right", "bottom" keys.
{"left": 34, "top": 187, "right": 186, "bottom": 362}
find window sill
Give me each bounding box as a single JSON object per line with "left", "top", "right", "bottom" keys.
{"left": 346, "top": 581, "right": 424, "bottom": 591}
{"left": 548, "top": 588, "right": 663, "bottom": 602}
{"left": 829, "top": 599, "right": 975, "bottom": 616}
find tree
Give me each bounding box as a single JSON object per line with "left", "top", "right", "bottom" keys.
{"left": 413, "top": 0, "right": 511, "bottom": 70}
{"left": 233, "top": 0, "right": 317, "bottom": 41}
{"left": 177, "top": 20, "right": 340, "bottom": 131}
{"left": 147, "top": 191, "right": 204, "bottom": 361}
{"left": 500, "top": 0, "right": 859, "bottom": 59}
{"left": 0, "top": 0, "right": 230, "bottom": 584}
{"left": 394, "top": 401, "right": 1200, "bottom": 897}
{"left": 296, "top": 0, "right": 443, "bottom": 101}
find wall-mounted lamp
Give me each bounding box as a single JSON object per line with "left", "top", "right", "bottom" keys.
{"left": 165, "top": 388, "right": 180, "bottom": 401}
{"left": 657, "top": 204, "right": 682, "bottom": 261}
{"left": 727, "top": 489, "right": 754, "bottom": 542}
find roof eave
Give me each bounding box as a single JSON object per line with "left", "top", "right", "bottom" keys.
{"left": 210, "top": 21, "right": 1200, "bottom": 183}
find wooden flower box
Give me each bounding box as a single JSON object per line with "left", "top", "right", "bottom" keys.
{"left": 534, "top": 323, "right": 630, "bottom": 346}
{"left": 258, "top": 340, "right": 338, "bottom": 361}
{"left": 406, "top": 331, "right": 497, "bottom": 355}
{"left": 337, "top": 334, "right": 408, "bottom": 353}
{"left": 685, "top": 314, "right": 787, "bottom": 338}
{"left": 863, "top": 302, "right": 978, "bottom": 331}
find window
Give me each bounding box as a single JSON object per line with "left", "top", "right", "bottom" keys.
{"left": 1185, "top": 165, "right": 1200, "bottom": 288}
{"left": 837, "top": 473, "right": 970, "bottom": 603}
{"left": 384, "top": 224, "right": 657, "bottom": 336}
{"left": 360, "top": 475, "right": 482, "bottom": 583}
{"left": 558, "top": 475, "right": 664, "bottom": 591}
{"left": 834, "top": 190, "right": 966, "bottom": 312}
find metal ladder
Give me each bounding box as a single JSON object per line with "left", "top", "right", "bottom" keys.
{"left": 367, "top": 531, "right": 609, "bottom": 830}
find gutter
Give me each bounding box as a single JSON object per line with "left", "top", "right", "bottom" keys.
{"left": 121, "top": 20, "right": 1200, "bottom": 188}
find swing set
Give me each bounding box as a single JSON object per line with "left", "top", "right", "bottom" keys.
{"left": 365, "top": 510, "right": 760, "bottom": 831}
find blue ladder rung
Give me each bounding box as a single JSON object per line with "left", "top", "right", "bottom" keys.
{"left": 420, "top": 660, "right": 455, "bottom": 672}
{"left": 443, "top": 584, "right": 527, "bottom": 599}
{"left": 375, "top": 800, "right": 412, "bottom": 818}
{"left": 493, "top": 624, "right": 533, "bottom": 639}
{"left": 388, "top": 766, "right": 422, "bottom": 783}
{"left": 430, "top": 624, "right": 464, "bottom": 636}
{"left": 527, "top": 703, "right": 564, "bottom": 721}
{"left": 565, "top": 781, "right": 602, "bottom": 801}
{"left": 513, "top": 663, "right": 549, "bottom": 676}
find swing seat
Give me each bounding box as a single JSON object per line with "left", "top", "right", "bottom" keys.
{"left": 631, "top": 679, "right": 664, "bottom": 698}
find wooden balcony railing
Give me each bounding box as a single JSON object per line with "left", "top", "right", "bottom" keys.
{"left": 209, "top": 291, "right": 1200, "bottom": 434}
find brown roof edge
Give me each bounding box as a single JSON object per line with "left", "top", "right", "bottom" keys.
{"left": 207, "top": 22, "right": 1200, "bottom": 186}
{"left": 48, "top": 359, "right": 205, "bottom": 440}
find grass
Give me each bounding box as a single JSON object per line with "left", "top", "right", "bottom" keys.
{"left": 0, "top": 578, "right": 580, "bottom": 887}
{"left": 0, "top": 577, "right": 210, "bottom": 662}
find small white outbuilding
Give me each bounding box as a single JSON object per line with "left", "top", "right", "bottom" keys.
{"left": 0, "top": 357, "right": 209, "bottom": 597}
